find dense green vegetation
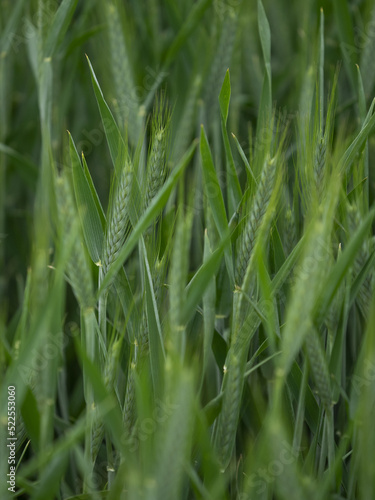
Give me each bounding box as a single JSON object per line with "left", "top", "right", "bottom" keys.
{"left": 1, "top": 0, "right": 375, "bottom": 498}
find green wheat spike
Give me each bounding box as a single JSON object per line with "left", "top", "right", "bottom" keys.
{"left": 55, "top": 175, "right": 95, "bottom": 310}
{"left": 102, "top": 161, "right": 133, "bottom": 275}
{"left": 236, "top": 157, "right": 277, "bottom": 286}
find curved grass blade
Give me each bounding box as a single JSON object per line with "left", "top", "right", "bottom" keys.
{"left": 313, "top": 207, "right": 375, "bottom": 327}
{"left": 81, "top": 152, "right": 106, "bottom": 229}
{"left": 86, "top": 55, "right": 127, "bottom": 175}
{"left": 30, "top": 452, "right": 69, "bottom": 500}
{"left": 163, "top": 0, "right": 213, "bottom": 68}
{"left": 200, "top": 125, "right": 234, "bottom": 285}
{"left": 69, "top": 132, "right": 103, "bottom": 264}
{"left": 339, "top": 99, "right": 375, "bottom": 174}
{"left": 44, "top": 0, "right": 79, "bottom": 58}
{"left": 183, "top": 228, "right": 231, "bottom": 325}
{"left": 0, "top": 0, "right": 27, "bottom": 55}
{"left": 219, "top": 70, "right": 242, "bottom": 214}
{"left": 332, "top": 0, "right": 357, "bottom": 91}
{"left": 141, "top": 237, "right": 165, "bottom": 398}
{"left": 0, "top": 142, "right": 38, "bottom": 185}
{"left": 231, "top": 133, "right": 256, "bottom": 185}
{"left": 349, "top": 250, "right": 375, "bottom": 309}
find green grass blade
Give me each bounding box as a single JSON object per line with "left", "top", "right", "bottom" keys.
{"left": 69, "top": 132, "right": 104, "bottom": 264}
{"left": 151, "top": 368, "right": 195, "bottom": 500}
{"left": 163, "top": 0, "right": 213, "bottom": 67}
{"left": 21, "top": 387, "right": 41, "bottom": 451}
{"left": 81, "top": 152, "right": 106, "bottom": 229}
{"left": 339, "top": 99, "right": 375, "bottom": 173}
{"left": 319, "top": 8, "right": 324, "bottom": 130}
{"left": 183, "top": 229, "right": 231, "bottom": 325}
{"left": 86, "top": 55, "right": 126, "bottom": 175}
{"left": 201, "top": 231, "right": 217, "bottom": 388}
{"left": 30, "top": 452, "right": 69, "bottom": 500}
{"left": 0, "top": 0, "right": 27, "bottom": 55}
{"left": 288, "top": 361, "right": 319, "bottom": 434}
{"left": 349, "top": 250, "right": 375, "bottom": 309}
{"left": 231, "top": 133, "right": 256, "bottom": 184}
{"left": 44, "top": 0, "right": 79, "bottom": 58}
{"left": 99, "top": 141, "right": 197, "bottom": 294}
{"left": 313, "top": 207, "right": 375, "bottom": 327}
{"left": 256, "top": 0, "right": 272, "bottom": 132}
{"left": 200, "top": 125, "right": 234, "bottom": 285}
{"left": 74, "top": 340, "right": 127, "bottom": 457}
{"left": 141, "top": 238, "right": 165, "bottom": 397}
{"left": 332, "top": 0, "right": 357, "bottom": 91}
{"left": 356, "top": 64, "right": 369, "bottom": 205}
{"left": 0, "top": 142, "right": 38, "bottom": 185}
{"left": 219, "top": 69, "right": 231, "bottom": 125}
{"left": 219, "top": 72, "right": 242, "bottom": 214}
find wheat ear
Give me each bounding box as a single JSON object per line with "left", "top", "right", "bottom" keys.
{"left": 144, "top": 105, "right": 170, "bottom": 211}
{"left": 236, "top": 158, "right": 277, "bottom": 286}
{"left": 55, "top": 175, "right": 94, "bottom": 310}
{"left": 102, "top": 162, "right": 133, "bottom": 275}
{"left": 304, "top": 328, "right": 332, "bottom": 411}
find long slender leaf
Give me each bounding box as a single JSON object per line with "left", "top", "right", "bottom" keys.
{"left": 200, "top": 125, "right": 234, "bottom": 285}
{"left": 69, "top": 132, "right": 103, "bottom": 264}
{"left": 44, "top": 0, "right": 79, "bottom": 57}
{"left": 98, "top": 140, "right": 197, "bottom": 294}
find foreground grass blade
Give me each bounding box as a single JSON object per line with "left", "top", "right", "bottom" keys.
{"left": 86, "top": 55, "right": 127, "bottom": 175}
{"left": 339, "top": 99, "right": 375, "bottom": 173}
{"left": 183, "top": 228, "right": 231, "bottom": 324}
{"left": 200, "top": 125, "right": 234, "bottom": 285}
{"left": 313, "top": 207, "right": 375, "bottom": 326}
{"left": 256, "top": 0, "right": 272, "bottom": 134}
{"left": 69, "top": 133, "right": 104, "bottom": 264}
{"left": 142, "top": 238, "right": 165, "bottom": 397}
{"left": 219, "top": 70, "right": 242, "bottom": 214}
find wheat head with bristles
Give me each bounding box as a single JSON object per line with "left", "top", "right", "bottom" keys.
{"left": 304, "top": 328, "right": 332, "bottom": 412}
{"left": 102, "top": 161, "right": 133, "bottom": 275}
{"left": 236, "top": 157, "right": 277, "bottom": 286}
{"left": 55, "top": 174, "right": 94, "bottom": 310}
{"left": 348, "top": 204, "right": 374, "bottom": 317}
{"left": 144, "top": 101, "right": 171, "bottom": 211}
{"left": 314, "top": 133, "right": 327, "bottom": 199}
{"left": 105, "top": 2, "right": 141, "bottom": 143}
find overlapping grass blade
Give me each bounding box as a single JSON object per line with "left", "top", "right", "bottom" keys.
{"left": 44, "top": 0, "right": 79, "bottom": 58}
{"left": 200, "top": 125, "right": 234, "bottom": 285}
{"left": 69, "top": 133, "right": 103, "bottom": 265}
{"left": 99, "top": 140, "right": 197, "bottom": 293}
